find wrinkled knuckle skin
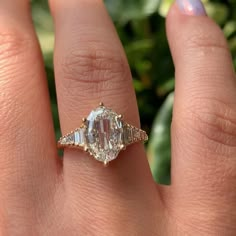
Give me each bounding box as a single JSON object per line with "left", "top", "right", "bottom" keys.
{"left": 60, "top": 46, "right": 129, "bottom": 86}
{"left": 178, "top": 98, "right": 236, "bottom": 156}
{"left": 185, "top": 22, "right": 229, "bottom": 54}
{"left": 0, "top": 30, "right": 36, "bottom": 134}
{"left": 0, "top": 30, "right": 32, "bottom": 62}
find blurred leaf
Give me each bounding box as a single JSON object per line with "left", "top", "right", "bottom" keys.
{"left": 133, "top": 79, "right": 146, "bottom": 92}
{"left": 32, "top": 0, "right": 54, "bottom": 57}
{"left": 125, "top": 39, "right": 154, "bottom": 56}
{"left": 148, "top": 92, "right": 173, "bottom": 185}
{"left": 205, "top": 2, "right": 229, "bottom": 24}
{"left": 224, "top": 21, "right": 236, "bottom": 38}
{"left": 156, "top": 78, "right": 175, "bottom": 96}
{"left": 104, "top": 0, "right": 161, "bottom": 23}
{"left": 158, "top": 0, "right": 174, "bottom": 17}
{"left": 37, "top": 31, "right": 54, "bottom": 56}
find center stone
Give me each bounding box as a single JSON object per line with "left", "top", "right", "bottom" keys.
{"left": 85, "top": 106, "right": 124, "bottom": 163}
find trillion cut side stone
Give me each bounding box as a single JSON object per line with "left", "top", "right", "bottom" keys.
{"left": 85, "top": 106, "right": 124, "bottom": 163}
{"left": 60, "top": 133, "right": 74, "bottom": 145}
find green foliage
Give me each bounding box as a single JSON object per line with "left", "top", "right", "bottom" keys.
{"left": 31, "top": 0, "right": 236, "bottom": 185}
{"left": 148, "top": 93, "right": 173, "bottom": 185}
{"left": 104, "top": 0, "right": 161, "bottom": 24}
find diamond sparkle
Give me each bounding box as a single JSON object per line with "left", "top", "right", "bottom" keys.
{"left": 58, "top": 104, "right": 148, "bottom": 165}
{"left": 85, "top": 106, "right": 124, "bottom": 163}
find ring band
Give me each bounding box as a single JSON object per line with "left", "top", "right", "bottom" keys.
{"left": 58, "top": 103, "right": 148, "bottom": 165}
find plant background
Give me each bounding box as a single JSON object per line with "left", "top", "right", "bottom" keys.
{"left": 31, "top": 0, "right": 236, "bottom": 185}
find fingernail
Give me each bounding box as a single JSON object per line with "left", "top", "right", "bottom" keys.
{"left": 176, "top": 0, "right": 207, "bottom": 16}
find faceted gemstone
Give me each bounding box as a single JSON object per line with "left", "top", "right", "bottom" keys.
{"left": 60, "top": 137, "right": 67, "bottom": 145}
{"left": 85, "top": 106, "right": 124, "bottom": 163}
{"left": 74, "top": 131, "right": 80, "bottom": 145}
{"left": 123, "top": 125, "right": 134, "bottom": 145}
{"left": 67, "top": 134, "right": 74, "bottom": 144}
{"left": 79, "top": 128, "right": 86, "bottom": 145}
{"left": 123, "top": 126, "right": 129, "bottom": 144}
{"left": 60, "top": 133, "right": 74, "bottom": 145}
{"left": 74, "top": 128, "right": 86, "bottom": 146}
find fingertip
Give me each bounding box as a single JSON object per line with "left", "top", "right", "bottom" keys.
{"left": 166, "top": 0, "right": 208, "bottom": 33}
{"left": 166, "top": 2, "right": 229, "bottom": 67}
{"left": 166, "top": 1, "right": 207, "bottom": 37}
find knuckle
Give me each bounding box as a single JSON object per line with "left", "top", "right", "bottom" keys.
{"left": 60, "top": 46, "right": 129, "bottom": 85}
{"left": 185, "top": 23, "right": 229, "bottom": 55}
{"left": 0, "top": 95, "right": 22, "bottom": 132}
{"left": 177, "top": 97, "right": 236, "bottom": 155}
{"left": 0, "top": 29, "right": 32, "bottom": 61}
{"left": 0, "top": 29, "right": 37, "bottom": 135}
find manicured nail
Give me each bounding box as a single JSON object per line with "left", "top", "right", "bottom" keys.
{"left": 176, "top": 0, "right": 206, "bottom": 16}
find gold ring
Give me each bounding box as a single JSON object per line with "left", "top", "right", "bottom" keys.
{"left": 58, "top": 103, "right": 148, "bottom": 165}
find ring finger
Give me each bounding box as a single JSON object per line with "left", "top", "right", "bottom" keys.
{"left": 49, "top": 0, "right": 163, "bottom": 234}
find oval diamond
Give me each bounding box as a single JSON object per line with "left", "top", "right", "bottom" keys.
{"left": 85, "top": 106, "right": 124, "bottom": 163}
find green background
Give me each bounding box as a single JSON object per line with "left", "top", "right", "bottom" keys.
{"left": 31, "top": 0, "right": 236, "bottom": 185}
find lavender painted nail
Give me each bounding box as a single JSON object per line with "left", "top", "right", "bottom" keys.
{"left": 176, "top": 0, "right": 206, "bottom": 16}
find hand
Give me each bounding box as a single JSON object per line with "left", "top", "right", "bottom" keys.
{"left": 0, "top": 0, "right": 235, "bottom": 235}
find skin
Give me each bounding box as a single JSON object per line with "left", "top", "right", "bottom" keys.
{"left": 0, "top": 0, "right": 236, "bottom": 235}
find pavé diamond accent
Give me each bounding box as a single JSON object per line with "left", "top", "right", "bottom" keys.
{"left": 61, "top": 133, "right": 74, "bottom": 145}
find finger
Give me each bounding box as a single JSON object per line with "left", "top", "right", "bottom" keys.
{"left": 50, "top": 0, "right": 164, "bottom": 233}
{"left": 0, "top": 0, "right": 59, "bottom": 229}
{"left": 165, "top": 0, "right": 236, "bottom": 233}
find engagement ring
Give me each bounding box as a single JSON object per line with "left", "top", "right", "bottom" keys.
{"left": 58, "top": 103, "right": 148, "bottom": 165}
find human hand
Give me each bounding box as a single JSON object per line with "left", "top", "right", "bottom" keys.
{"left": 0, "top": 0, "right": 236, "bottom": 235}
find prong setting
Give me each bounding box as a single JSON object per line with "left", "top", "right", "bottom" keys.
{"left": 58, "top": 104, "right": 148, "bottom": 166}
{"left": 120, "top": 144, "right": 126, "bottom": 150}
{"left": 104, "top": 161, "right": 109, "bottom": 166}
